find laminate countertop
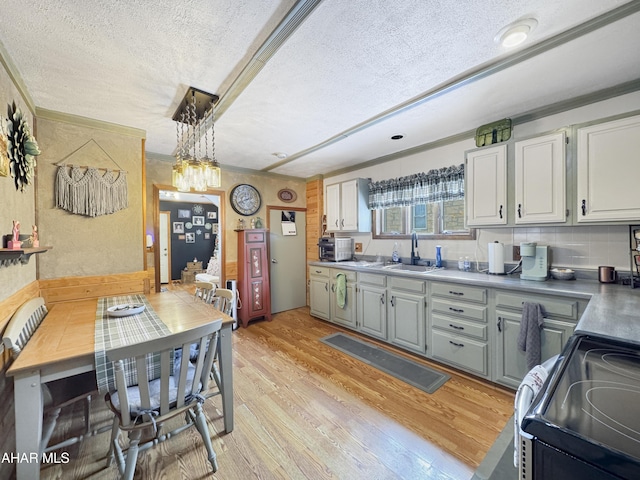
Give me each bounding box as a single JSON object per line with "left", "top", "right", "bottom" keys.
{"left": 309, "top": 261, "right": 640, "bottom": 346}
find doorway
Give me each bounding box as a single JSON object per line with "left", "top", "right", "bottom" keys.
{"left": 153, "top": 185, "right": 225, "bottom": 292}
{"left": 268, "top": 206, "right": 307, "bottom": 313}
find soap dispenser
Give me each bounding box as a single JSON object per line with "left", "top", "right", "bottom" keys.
{"left": 392, "top": 242, "right": 399, "bottom": 263}
{"left": 435, "top": 245, "right": 442, "bottom": 268}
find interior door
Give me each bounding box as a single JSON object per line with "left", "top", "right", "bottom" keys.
{"left": 159, "top": 211, "right": 171, "bottom": 283}
{"left": 269, "top": 208, "right": 306, "bottom": 313}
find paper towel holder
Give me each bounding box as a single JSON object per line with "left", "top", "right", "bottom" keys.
{"left": 488, "top": 241, "right": 506, "bottom": 275}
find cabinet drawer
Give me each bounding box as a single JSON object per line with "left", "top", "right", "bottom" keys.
{"left": 332, "top": 269, "right": 356, "bottom": 282}
{"left": 431, "top": 282, "right": 487, "bottom": 304}
{"left": 389, "top": 276, "right": 425, "bottom": 294}
{"left": 432, "top": 314, "right": 487, "bottom": 340}
{"left": 358, "top": 272, "right": 386, "bottom": 287}
{"left": 495, "top": 292, "right": 578, "bottom": 320}
{"left": 431, "top": 299, "right": 487, "bottom": 323}
{"left": 309, "top": 266, "right": 331, "bottom": 277}
{"left": 432, "top": 330, "right": 488, "bottom": 376}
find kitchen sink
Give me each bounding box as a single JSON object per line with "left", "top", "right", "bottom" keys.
{"left": 382, "top": 263, "right": 443, "bottom": 273}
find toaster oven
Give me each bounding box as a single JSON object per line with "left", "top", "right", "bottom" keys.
{"left": 318, "top": 237, "right": 353, "bottom": 262}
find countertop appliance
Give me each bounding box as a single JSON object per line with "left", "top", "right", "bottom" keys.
{"left": 520, "top": 243, "right": 548, "bottom": 281}
{"left": 519, "top": 333, "right": 640, "bottom": 480}
{"left": 318, "top": 237, "right": 353, "bottom": 262}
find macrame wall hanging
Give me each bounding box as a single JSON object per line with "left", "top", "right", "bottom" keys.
{"left": 54, "top": 139, "right": 128, "bottom": 217}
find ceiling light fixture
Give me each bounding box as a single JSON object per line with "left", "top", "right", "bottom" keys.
{"left": 171, "top": 87, "right": 221, "bottom": 192}
{"left": 495, "top": 18, "right": 538, "bottom": 48}
{"left": 391, "top": 134, "right": 404, "bottom": 140}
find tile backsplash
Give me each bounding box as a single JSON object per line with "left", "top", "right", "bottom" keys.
{"left": 474, "top": 226, "right": 631, "bottom": 270}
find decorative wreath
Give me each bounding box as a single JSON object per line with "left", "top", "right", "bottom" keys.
{"left": 6, "top": 101, "right": 41, "bottom": 192}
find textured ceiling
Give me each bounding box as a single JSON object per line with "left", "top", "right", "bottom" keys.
{"left": 1, "top": 0, "right": 638, "bottom": 179}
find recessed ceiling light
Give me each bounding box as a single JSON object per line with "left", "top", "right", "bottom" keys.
{"left": 272, "top": 152, "right": 288, "bottom": 159}
{"left": 391, "top": 134, "right": 404, "bottom": 140}
{"left": 495, "top": 18, "right": 537, "bottom": 48}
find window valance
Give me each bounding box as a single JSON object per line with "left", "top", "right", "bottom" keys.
{"left": 368, "top": 164, "right": 464, "bottom": 209}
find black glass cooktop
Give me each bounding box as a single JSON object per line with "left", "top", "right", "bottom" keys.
{"left": 522, "top": 334, "right": 640, "bottom": 477}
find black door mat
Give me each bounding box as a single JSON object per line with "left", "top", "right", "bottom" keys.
{"left": 320, "top": 333, "right": 449, "bottom": 394}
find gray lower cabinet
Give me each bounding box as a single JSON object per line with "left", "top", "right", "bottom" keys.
{"left": 357, "top": 273, "right": 387, "bottom": 340}
{"left": 493, "top": 290, "right": 584, "bottom": 388}
{"left": 330, "top": 269, "right": 357, "bottom": 328}
{"left": 430, "top": 282, "right": 490, "bottom": 378}
{"left": 309, "top": 266, "right": 330, "bottom": 320}
{"left": 388, "top": 277, "right": 426, "bottom": 354}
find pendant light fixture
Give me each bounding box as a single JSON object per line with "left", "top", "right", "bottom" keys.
{"left": 172, "top": 87, "right": 221, "bottom": 191}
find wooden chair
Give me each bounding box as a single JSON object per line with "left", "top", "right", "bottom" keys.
{"left": 2, "top": 297, "right": 98, "bottom": 454}
{"left": 202, "top": 288, "right": 234, "bottom": 401}
{"left": 104, "top": 319, "right": 222, "bottom": 479}
{"left": 194, "top": 281, "right": 216, "bottom": 304}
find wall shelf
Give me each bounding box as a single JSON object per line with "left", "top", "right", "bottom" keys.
{"left": 0, "top": 246, "right": 52, "bottom": 268}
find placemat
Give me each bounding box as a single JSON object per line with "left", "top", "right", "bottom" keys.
{"left": 95, "top": 294, "right": 171, "bottom": 394}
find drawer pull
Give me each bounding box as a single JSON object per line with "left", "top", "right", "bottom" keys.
{"left": 449, "top": 341, "right": 465, "bottom": 347}
{"left": 315, "top": 270, "right": 322, "bottom": 274}
{"left": 449, "top": 323, "right": 464, "bottom": 330}
{"left": 449, "top": 307, "right": 464, "bottom": 313}
{"left": 380, "top": 293, "right": 385, "bottom": 305}
{"left": 448, "top": 291, "right": 464, "bottom": 296}
{"left": 325, "top": 283, "right": 328, "bottom": 291}
{"left": 497, "top": 316, "right": 502, "bottom": 332}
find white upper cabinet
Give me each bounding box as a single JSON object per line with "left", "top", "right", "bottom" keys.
{"left": 465, "top": 144, "right": 507, "bottom": 226}
{"left": 515, "top": 132, "right": 566, "bottom": 224}
{"left": 577, "top": 114, "right": 640, "bottom": 222}
{"left": 325, "top": 178, "right": 371, "bottom": 232}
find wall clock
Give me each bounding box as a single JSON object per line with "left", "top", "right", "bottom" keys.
{"left": 230, "top": 184, "right": 261, "bottom": 216}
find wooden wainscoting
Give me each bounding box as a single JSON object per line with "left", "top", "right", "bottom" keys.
{"left": 39, "top": 271, "right": 150, "bottom": 305}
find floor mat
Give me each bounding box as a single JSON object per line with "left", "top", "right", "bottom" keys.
{"left": 320, "top": 332, "right": 449, "bottom": 394}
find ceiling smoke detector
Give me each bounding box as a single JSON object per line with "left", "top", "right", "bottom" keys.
{"left": 495, "top": 18, "right": 538, "bottom": 48}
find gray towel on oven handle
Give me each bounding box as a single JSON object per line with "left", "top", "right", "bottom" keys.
{"left": 517, "top": 302, "right": 545, "bottom": 370}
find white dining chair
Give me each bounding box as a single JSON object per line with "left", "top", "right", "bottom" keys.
{"left": 194, "top": 280, "right": 216, "bottom": 304}
{"left": 104, "top": 319, "right": 222, "bottom": 479}
{"left": 2, "top": 297, "right": 98, "bottom": 454}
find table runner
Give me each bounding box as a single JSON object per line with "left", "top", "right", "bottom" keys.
{"left": 95, "top": 294, "right": 171, "bottom": 394}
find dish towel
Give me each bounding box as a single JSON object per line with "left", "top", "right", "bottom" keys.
{"left": 335, "top": 273, "right": 347, "bottom": 309}
{"left": 517, "top": 302, "right": 545, "bottom": 370}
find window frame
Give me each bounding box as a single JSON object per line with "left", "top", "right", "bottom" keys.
{"left": 371, "top": 201, "right": 476, "bottom": 241}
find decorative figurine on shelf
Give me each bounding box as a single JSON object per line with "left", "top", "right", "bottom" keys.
{"left": 8, "top": 220, "right": 21, "bottom": 249}
{"left": 236, "top": 218, "right": 245, "bottom": 230}
{"left": 30, "top": 224, "right": 39, "bottom": 247}
{"left": 250, "top": 218, "right": 256, "bottom": 229}
{"left": 255, "top": 216, "right": 263, "bottom": 229}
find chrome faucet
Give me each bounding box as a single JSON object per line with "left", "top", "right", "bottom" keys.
{"left": 411, "top": 231, "right": 420, "bottom": 265}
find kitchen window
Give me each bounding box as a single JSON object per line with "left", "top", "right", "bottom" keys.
{"left": 369, "top": 164, "right": 474, "bottom": 240}
{"left": 372, "top": 198, "right": 474, "bottom": 240}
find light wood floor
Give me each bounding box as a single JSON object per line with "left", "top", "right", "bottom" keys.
{"left": 40, "top": 300, "right": 514, "bottom": 480}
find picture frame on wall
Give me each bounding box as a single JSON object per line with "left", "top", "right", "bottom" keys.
{"left": 173, "top": 222, "right": 184, "bottom": 233}
{"left": 207, "top": 211, "right": 217, "bottom": 220}
{"left": 178, "top": 234, "right": 185, "bottom": 240}
{"left": 193, "top": 216, "right": 205, "bottom": 226}
{"left": 204, "top": 233, "right": 210, "bottom": 239}
{"left": 185, "top": 232, "right": 195, "bottom": 243}
{"left": 177, "top": 209, "right": 190, "bottom": 219}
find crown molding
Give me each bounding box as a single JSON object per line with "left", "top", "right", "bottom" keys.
{"left": 36, "top": 108, "right": 146, "bottom": 138}
{"left": 0, "top": 39, "right": 36, "bottom": 115}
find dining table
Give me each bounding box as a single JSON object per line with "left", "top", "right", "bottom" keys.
{"left": 6, "top": 288, "right": 234, "bottom": 480}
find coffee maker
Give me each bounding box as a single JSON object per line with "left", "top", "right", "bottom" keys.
{"left": 520, "top": 242, "right": 549, "bottom": 281}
